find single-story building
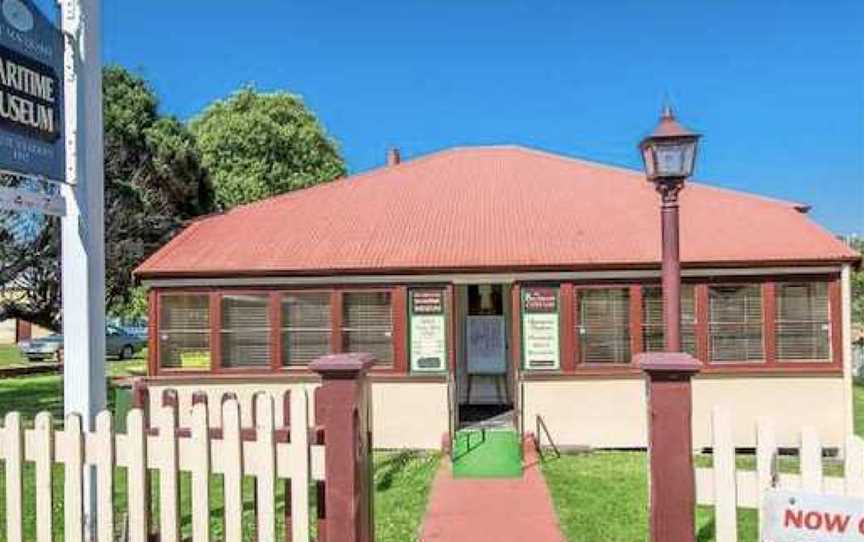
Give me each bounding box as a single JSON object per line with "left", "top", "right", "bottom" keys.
{"left": 134, "top": 145, "right": 861, "bottom": 450}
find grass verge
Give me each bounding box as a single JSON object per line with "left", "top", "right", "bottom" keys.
{"left": 541, "top": 451, "right": 758, "bottom": 542}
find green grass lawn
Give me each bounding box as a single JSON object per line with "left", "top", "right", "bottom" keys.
{"left": 540, "top": 383, "right": 864, "bottom": 542}
{"left": 0, "top": 450, "right": 438, "bottom": 542}
{"left": 541, "top": 452, "right": 758, "bottom": 542}
{"left": 0, "top": 345, "right": 23, "bottom": 368}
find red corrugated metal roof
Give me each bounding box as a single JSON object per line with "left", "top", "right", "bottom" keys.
{"left": 135, "top": 146, "right": 859, "bottom": 278}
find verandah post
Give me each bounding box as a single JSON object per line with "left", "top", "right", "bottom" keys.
{"left": 310, "top": 353, "right": 375, "bottom": 542}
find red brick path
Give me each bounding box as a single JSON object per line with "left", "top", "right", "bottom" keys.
{"left": 420, "top": 441, "right": 566, "bottom": 542}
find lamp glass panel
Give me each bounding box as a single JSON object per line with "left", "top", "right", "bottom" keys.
{"left": 654, "top": 143, "right": 688, "bottom": 177}
{"left": 641, "top": 146, "right": 655, "bottom": 177}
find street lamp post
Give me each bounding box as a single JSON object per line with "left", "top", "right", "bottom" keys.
{"left": 635, "top": 106, "right": 702, "bottom": 542}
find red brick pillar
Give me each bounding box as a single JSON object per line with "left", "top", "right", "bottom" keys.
{"left": 311, "top": 353, "right": 375, "bottom": 542}
{"left": 636, "top": 352, "right": 700, "bottom": 542}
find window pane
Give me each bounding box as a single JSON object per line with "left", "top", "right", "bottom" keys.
{"left": 709, "top": 285, "right": 763, "bottom": 362}
{"left": 776, "top": 282, "right": 830, "bottom": 361}
{"left": 159, "top": 294, "right": 211, "bottom": 370}
{"left": 343, "top": 292, "right": 393, "bottom": 364}
{"left": 221, "top": 294, "right": 270, "bottom": 368}
{"left": 282, "top": 292, "right": 332, "bottom": 366}
{"left": 579, "top": 288, "right": 630, "bottom": 363}
{"left": 642, "top": 285, "right": 697, "bottom": 356}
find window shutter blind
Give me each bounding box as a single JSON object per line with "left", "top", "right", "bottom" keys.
{"left": 642, "top": 286, "right": 697, "bottom": 356}
{"left": 776, "top": 282, "right": 830, "bottom": 360}
{"left": 709, "top": 285, "right": 763, "bottom": 362}
{"left": 343, "top": 292, "right": 394, "bottom": 364}
{"left": 282, "top": 292, "right": 332, "bottom": 365}
{"left": 221, "top": 294, "right": 270, "bottom": 367}
{"left": 158, "top": 294, "right": 211, "bottom": 369}
{"left": 579, "top": 288, "right": 631, "bottom": 363}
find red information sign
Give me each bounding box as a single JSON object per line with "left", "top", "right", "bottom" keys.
{"left": 523, "top": 287, "right": 557, "bottom": 313}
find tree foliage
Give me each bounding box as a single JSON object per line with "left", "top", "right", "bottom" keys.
{"left": 191, "top": 87, "right": 346, "bottom": 209}
{"left": 0, "top": 66, "right": 214, "bottom": 330}
{"left": 850, "top": 237, "right": 864, "bottom": 325}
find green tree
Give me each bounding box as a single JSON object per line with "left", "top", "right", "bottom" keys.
{"left": 0, "top": 66, "right": 214, "bottom": 330}
{"left": 851, "top": 237, "right": 864, "bottom": 325}
{"left": 191, "top": 87, "right": 346, "bottom": 209}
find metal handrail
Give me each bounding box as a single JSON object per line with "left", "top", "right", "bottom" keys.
{"left": 535, "top": 414, "right": 561, "bottom": 460}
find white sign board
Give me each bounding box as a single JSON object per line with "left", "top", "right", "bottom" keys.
{"left": 466, "top": 316, "right": 506, "bottom": 375}
{"left": 764, "top": 490, "right": 864, "bottom": 541}
{"left": 522, "top": 287, "right": 560, "bottom": 370}
{"left": 524, "top": 313, "right": 559, "bottom": 369}
{"left": 409, "top": 289, "right": 447, "bottom": 371}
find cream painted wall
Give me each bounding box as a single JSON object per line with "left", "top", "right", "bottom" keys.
{"left": 146, "top": 379, "right": 449, "bottom": 450}
{"left": 691, "top": 377, "right": 846, "bottom": 448}
{"left": 522, "top": 375, "right": 848, "bottom": 450}
{"left": 522, "top": 379, "right": 649, "bottom": 448}
{"left": 371, "top": 381, "right": 449, "bottom": 449}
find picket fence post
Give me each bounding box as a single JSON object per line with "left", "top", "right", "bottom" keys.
{"left": 33, "top": 412, "right": 54, "bottom": 542}
{"left": 126, "top": 407, "right": 148, "bottom": 542}
{"left": 800, "top": 426, "right": 823, "bottom": 493}
{"left": 158, "top": 391, "right": 181, "bottom": 542}
{"left": 93, "top": 410, "right": 115, "bottom": 542}
{"left": 845, "top": 434, "right": 864, "bottom": 497}
{"left": 64, "top": 413, "right": 85, "bottom": 542}
{"left": 223, "top": 398, "right": 244, "bottom": 542}
{"left": 756, "top": 417, "right": 776, "bottom": 541}
{"left": 4, "top": 412, "right": 23, "bottom": 542}
{"left": 311, "top": 353, "right": 375, "bottom": 542}
{"left": 711, "top": 407, "right": 737, "bottom": 542}
{"left": 190, "top": 393, "right": 212, "bottom": 542}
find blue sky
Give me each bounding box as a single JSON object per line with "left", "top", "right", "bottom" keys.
{"left": 41, "top": 0, "right": 864, "bottom": 234}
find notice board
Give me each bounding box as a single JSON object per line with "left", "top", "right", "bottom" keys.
{"left": 521, "top": 287, "right": 560, "bottom": 370}
{"left": 409, "top": 289, "right": 447, "bottom": 372}
{"left": 466, "top": 316, "right": 506, "bottom": 375}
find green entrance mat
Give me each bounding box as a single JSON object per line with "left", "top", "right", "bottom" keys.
{"left": 452, "top": 430, "right": 523, "bottom": 479}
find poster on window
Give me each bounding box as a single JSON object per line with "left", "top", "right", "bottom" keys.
{"left": 467, "top": 316, "right": 507, "bottom": 375}
{"left": 522, "top": 287, "right": 560, "bottom": 370}
{"left": 410, "top": 290, "right": 447, "bottom": 372}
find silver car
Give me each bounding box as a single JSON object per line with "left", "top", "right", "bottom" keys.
{"left": 18, "top": 325, "right": 146, "bottom": 363}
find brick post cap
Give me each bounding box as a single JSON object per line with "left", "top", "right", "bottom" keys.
{"left": 310, "top": 353, "right": 376, "bottom": 379}
{"left": 634, "top": 352, "right": 701, "bottom": 375}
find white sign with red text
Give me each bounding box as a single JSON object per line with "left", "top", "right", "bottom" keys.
{"left": 764, "top": 490, "right": 864, "bottom": 541}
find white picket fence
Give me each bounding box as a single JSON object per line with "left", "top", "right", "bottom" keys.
{"left": 695, "top": 406, "right": 864, "bottom": 542}
{"left": 0, "top": 390, "right": 323, "bottom": 542}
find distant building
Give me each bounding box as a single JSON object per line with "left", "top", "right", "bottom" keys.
{"left": 135, "top": 146, "right": 862, "bottom": 450}
{"left": 0, "top": 291, "right": 51, "bottom": 345}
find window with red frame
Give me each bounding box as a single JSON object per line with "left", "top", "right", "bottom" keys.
{"left": 642, "top": 285, "right": 697, "bottom": 356}
{"left": 578, "top": 288, "right": 631, "bottom": 364}
{"left": 709, "top": 285, "right": 764, "bottom": 362}
{"left": 342, "top": 291, "right": 394, "bottom": 365}
{"left": 776, "top": 282, "right": 831, "bottom": 361}
{"left": 220, "top": 294, "right": 271, "bottom": 368}
{"left": 158, "top": 294, "right": 211, "bottom": 370}
{"left": 282, "top": 292, "right": 333, "bottom": 366}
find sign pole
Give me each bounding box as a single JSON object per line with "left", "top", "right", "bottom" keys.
{"left": 59, "top": 0, "right": 105, "bottom": 539}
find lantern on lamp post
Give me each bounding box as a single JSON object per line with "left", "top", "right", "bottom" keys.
{"left": 635, "top": 105, "right": 703, "bottom": 542}
{"left": 638, "top": 105, "right": 701, "bottom": 352}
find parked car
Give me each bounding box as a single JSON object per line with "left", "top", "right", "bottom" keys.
{"left": 17, "top": 325, "right": 146, "bottom": 363}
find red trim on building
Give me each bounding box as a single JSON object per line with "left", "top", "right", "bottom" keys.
{"left": 559, "top": 283, "right": 576, "bottom": 373}
{"left": 147, "top": 272, "right": 845, "bottom": 381}
{"left": 392, "top": 286, "right": 408, "bottom": 374}
{"left": 763, "top": 282, "right": 777, "bottom": 366}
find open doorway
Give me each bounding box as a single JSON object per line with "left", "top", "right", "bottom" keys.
{"left": 456, "top": 284, "right": 515, "bottom": 429}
